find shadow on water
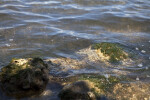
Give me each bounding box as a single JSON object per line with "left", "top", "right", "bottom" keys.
{"left": 0, "top": 79, "right": 63, "bottom": 100}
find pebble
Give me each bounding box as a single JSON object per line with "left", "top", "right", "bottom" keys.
{"left": 141, "top": 50, "right": 146, "bottom": 53}
{"left": 142, "top": 45, "right": 144, "bottom": 47}
{"left": 138, "top": 63, "right": 143, "bottom": 67}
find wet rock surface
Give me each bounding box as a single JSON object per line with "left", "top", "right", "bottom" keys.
{"left": 0, "top": 58, "right": 49, "bottom": 98}
{"left": 92, "top": 42, "right": 128, "bottom": 63}
{"left": 0, "top": 42, "right": 149, "bottom": 100}
{"left": 58, "top": 74, "right": 150, "bottom": 100}
{"left": 111, "top": 82, "right": 150, "bottom": 100}
{"left": 58, "top": 80, "right": 96, "bottom": 100}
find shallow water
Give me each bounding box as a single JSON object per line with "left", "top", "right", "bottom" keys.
{"left": 0, "top": 0, "right": 150, "bottom": 99}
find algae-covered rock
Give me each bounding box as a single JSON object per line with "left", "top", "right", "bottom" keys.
{"left": 59, "top": 74, "right": 150, "bottom": 100}
{"left": 0, "top": 58, "right": 49, "bottom": 98}
{"left": 58, "top": 74, "right": 123, "bottom": 100}
{"left": 78, "top": 74, "right": 150, "bottom": 100}
{"left": 79, "top": 74, "right": 121, "bottom": 96}
{"left": 93, "top": 42, "right": 128, "bottom": 63}
{"left": 112, "top": 82, "right": 150, "bottom": 100}
{"left": 58, "top": 80, "right": 96, "bottom": 100}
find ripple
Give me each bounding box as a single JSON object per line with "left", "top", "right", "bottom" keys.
{"left": 0, "top": 0, "right": 150, "bottom": 99}
{"left": 25, "top": 1, "right": 60, "bottom": 5}
{"left": 1, "top": 4, "right": 29, "bottom": 8}
{"left": 0, "top": 24, "right": 25, "bottom": 30}
{"left": 0, "top": 0, "right": 149, "bottom": 76}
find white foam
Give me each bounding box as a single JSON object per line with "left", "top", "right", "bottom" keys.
{"left": 141, "top": 50, "right": 146, "bottom": 53}
{"left": 9, "top": 39, "right": 13, "bottom": 42}
{"left": 136, "top": 77, "right": 139, "bottom": 81}
{"left": 138, "top": 63, "right": 143, "bottom": 67}
{"left": 135, "top": 47, "right": 139, "bottom": 50}
{"left": 5, "top": 44, "right": 10, "bottom": 47}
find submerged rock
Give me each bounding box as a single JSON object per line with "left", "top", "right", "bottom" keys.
{"left": 93, "top": 42, "right": 128, "bottom": 63}
{"left": 112, "top": 82, "right": 150, "bottom": 100}
{"left": 58, "top": 80, "right": 96, "bottom": 100}
{"left": 77, "top": 74, "right": 150, "bottom": 100}
{"left": 78, "top": 74, "right": 121, "bottom": 96}
{"left": 0, "top": 58, "right": 49, "bottom": 98}
{"left": 58, "top": 74, "right": 123, "bottom": 100}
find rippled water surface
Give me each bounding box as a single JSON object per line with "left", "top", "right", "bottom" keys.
{"left": 0, "top": 0, "right": 150, "bottom": 99}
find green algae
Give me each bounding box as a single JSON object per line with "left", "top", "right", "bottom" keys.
{"left": 0, "top": 58, "right": 46, "bottom": 81}
{"left": 58, "top": 74, "right": 127, "bottom": 99}
{"left": 78, "top": 74, "right": 127, "bottom": 97}
{"left": 0, "top": 59, "right": 29, "bottom": 82}
{"left": 93, "top": 42, "right": 128, "bottom": 63}
{"left": 0, "top": 57, "right": 49, "bottom": 98}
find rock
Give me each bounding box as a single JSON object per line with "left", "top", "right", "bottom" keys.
{"left": 58, "top": 74, "right": 124, "bottom": 100}
{"left": 58, "top": 81, "right": 96, "bottom": 100}
{"left": 0, "top": 57, "right": 49, "bottom": 98}
{"left": 92, "top": 42, "right": 128, "bottom": 63}
{"left": 111, "top": 82, "right": 150, "bottom": 100}
{"left": 79, "top": 74, "right": 121, "bottom": 95}
{"left": 78, "top": 74, "right": 150, "bottom": 100}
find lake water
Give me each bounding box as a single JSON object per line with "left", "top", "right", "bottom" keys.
{"left": 0, "top": 0, "right": 150, "bottom": 99}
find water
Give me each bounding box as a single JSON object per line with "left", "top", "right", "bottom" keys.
{"left": 0, "top": 0, "right": 150, "bottom": 99}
